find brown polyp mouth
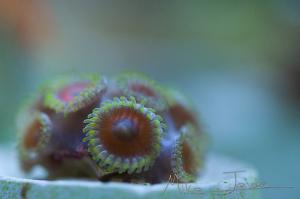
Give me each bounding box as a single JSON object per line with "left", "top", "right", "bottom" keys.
{"left": 98, "top": 108, "right": 154, "bottom": 157}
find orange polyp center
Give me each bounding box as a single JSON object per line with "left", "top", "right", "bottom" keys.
{"left": 57, "top": 82, "right": 90, "bottom": 103}
{"left": 182, "top": 141, "right": 195, "bottom": 174}
{"left": 112, "top": 118, "right": 139, "bottom": 141}
{"left": 23, "top": 119, "right": 42, "bottom": 149}
{"left": 99, "top": 108, "right": 154, "bottom": 157}
{"left": 130, "top": 83, "right": 157, "bottom": 98}
{"left": 169, "top": 104, "right": 198, "bottom": 130}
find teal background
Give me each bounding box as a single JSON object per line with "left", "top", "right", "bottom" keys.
{"left": 0, "top": 1, "right": 299, "bottom": 198}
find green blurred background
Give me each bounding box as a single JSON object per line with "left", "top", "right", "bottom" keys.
{"left": 0, "top": 1, "right": 299, "bottom": 198}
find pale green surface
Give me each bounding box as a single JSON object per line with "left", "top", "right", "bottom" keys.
{"left": 0, "top": 147, "right": 260, "bottom": 199}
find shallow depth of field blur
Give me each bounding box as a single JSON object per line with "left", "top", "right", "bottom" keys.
{"left": 0, "top": 1, "right": 299, "bottom": 198}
